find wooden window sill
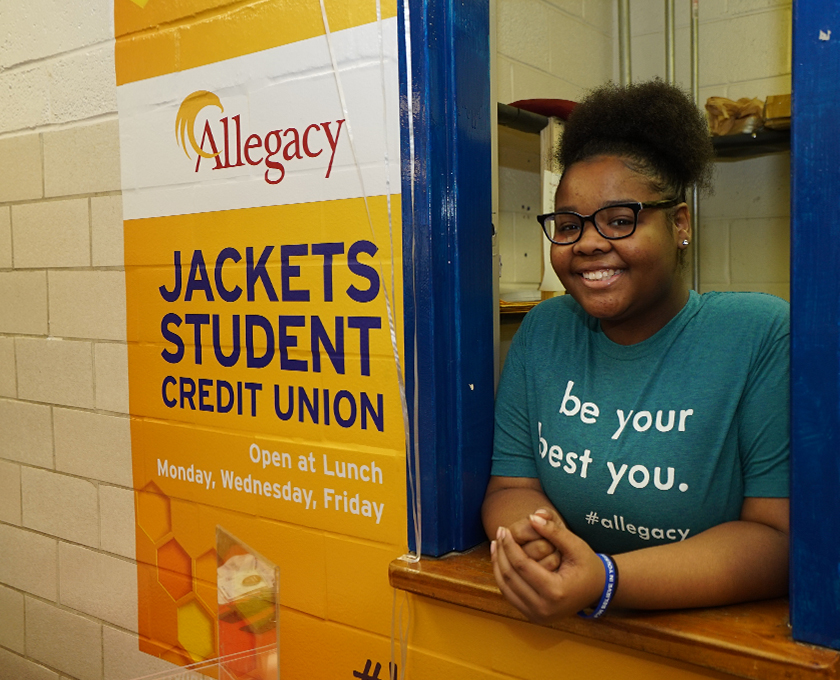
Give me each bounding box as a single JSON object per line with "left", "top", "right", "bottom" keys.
{"left": 389, "top": 543, "right": 840, "bottom": 680}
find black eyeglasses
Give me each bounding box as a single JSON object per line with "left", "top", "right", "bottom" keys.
{"left": 537, "top": 198, "right": 681, "bottom": 245}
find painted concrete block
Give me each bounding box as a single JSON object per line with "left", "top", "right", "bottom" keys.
{"left": 729, "top": 0, "right": 791, "bottom": 15}
{"left": 0, "top": 524, "right": 57, "bottom": 600}
{"left": 0, "top": 271, "right": 48, "bottom": 335}
{"left": 0, "top": 65, "right": 50, "bottom": 133}
{"left": 0, "top": 134, "right": 42, "bottom": 202}
{"left": 582, "top": 0, "right": 614, "bottom": 34}
{"left": 498, "top": 165, "right": 539, "bottom": 213}
{"left": 43, "top": 119, "right": 121, "bottom": 197}
{"left": 498, "top": 0, "right": 551, "bottom": 72}
{"left": 730, "top": 215, "right": 790, "bottom": 284}
{"left": 705, "top": 153, "right": 790, "bottom": 220}
{"left": 0, "top": 337, "right": 17, "bottom": 398}
{"left": 22, "top": 467, "right": 99, "bottom": 547}
{"left": 25, "top": 597, "right": 102, "bottom": 680}
{"left": 95, "top": 342, "right": 130, "bottom": 414}
{"left": 497, "top": 211, "right": 516, "bottom": 284}
{"left": 12, "top": 198, "right": 90, "bottom": 268}
{"left": 92, "top": 194, "right": 125, "bottom": 267}
{"left": 0, "top": 398, "right": 53, "bottom": 468}
{"left": 0, "top": 206, "right": 10, "bottom": 268}
{"left": 0, "top": 460, "right": 21, "bottom": 525}
{"left": 16, "top": 337, "right": 95, "bottom": 408}
{"left": 49, "top": 269, "right": 127, "bottom": 341}
{"left": 100, "top": 484, "right": 136, "bottom": 559}
{"left": 549, "top": 14, "right": 612, "bottom": 89}
{"left": 495, "top": 55, "right": 514, "bottom": 104}
{"left": 631, "top": 31, "right": 669, "bottom": 83}
{"left": 54, "top": 407, "right": 132, "bottom": 486}
{"left": 727, "top": 74, "right": 791, "bottom": 101}
{"left": 59, "top": 542, "right": 138, "bottom": 631}
{"left": 0, "top": 648, "right": 58, "bottom": 680}
{"left": 49, "top": 44, "right": 118, "bottom": 125}
{"left": 103, "top": 626, "right": 179, "bottom": 680}
{"left": 698, "top": 219, "right": 731, "bottom": 285}
{"left": 0, "top": 584, "right": 24, "bottom": 653}
{"left": 545, "top": 0, "right": 584, "bottom": 19}
{"left": 702, "top": 9, "right": 791, "bottom": 85}
{"left": 630, "top": 0, "right": 669, "bottom": 34}
{"left": 510, "top": 61, "right": 577, "bottom": 103}
{"left": 513, "top": 210, "right": 543, "bottom": 283}
{"left": 0, "top": 0, "right": 112, "bottom": 69}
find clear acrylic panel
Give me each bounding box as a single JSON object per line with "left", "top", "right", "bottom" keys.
{"left": 131, "top": 527, "right": 279, "bottom": 680}
{"left": 215, "top": 526, "right": 280, "bottom": 680}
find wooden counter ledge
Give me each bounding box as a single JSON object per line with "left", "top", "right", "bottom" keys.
{"left": 389, "top": 543, "right": 840, "bottom": 680}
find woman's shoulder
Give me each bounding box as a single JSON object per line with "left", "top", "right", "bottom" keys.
{"left": 520, "top": 294, "right": 589, "bottom": 334}
{"left": 697, "top": 290, "right": 788, "bottom": 318}
{"left": 694, "top": 291, "right": 789, "bottom": 339}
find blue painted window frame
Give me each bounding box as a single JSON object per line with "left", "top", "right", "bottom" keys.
{"left": 790, "top": 2, "right": 840, "bottom": 651}
{"left": 397, "top": 0, "right": 494, "bottom": 555}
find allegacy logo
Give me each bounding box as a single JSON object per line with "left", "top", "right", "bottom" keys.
{"left": 175, "top": 90, "right": 345, "bottom": 185}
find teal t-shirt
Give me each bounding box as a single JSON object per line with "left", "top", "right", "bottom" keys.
{"left": 492, "top": 291, "right": 790, "bottom": 554}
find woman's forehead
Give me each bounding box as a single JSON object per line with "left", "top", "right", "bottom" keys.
{"left": 555, "top": 155, "right": 655, "bottom": 206}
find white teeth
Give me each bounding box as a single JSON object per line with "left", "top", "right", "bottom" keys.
{"left": 582, "top": 269, "right": 618, "bottom": 281}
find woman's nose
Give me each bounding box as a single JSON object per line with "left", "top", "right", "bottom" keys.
{"left": 573, "top": 218, "right": 611, "bottom": 253}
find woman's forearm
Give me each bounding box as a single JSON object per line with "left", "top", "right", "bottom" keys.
{"left": 612, "top": 519, "right": 789, "bottom": 610}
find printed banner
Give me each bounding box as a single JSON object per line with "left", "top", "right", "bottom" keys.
{"left": 116, "top": 0, "right": 406, "bottom": 671}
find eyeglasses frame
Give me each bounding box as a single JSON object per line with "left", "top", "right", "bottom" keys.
{"left": 537, "top": 198, "right": 682, "bottom": 245}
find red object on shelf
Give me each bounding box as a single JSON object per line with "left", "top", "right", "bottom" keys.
{"left": 509, "top": 98, "right": 577, "bottom": 120}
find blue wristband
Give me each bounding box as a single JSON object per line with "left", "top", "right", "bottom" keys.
{"left": 577, "top": 553, "right": 618, "bottom": 619}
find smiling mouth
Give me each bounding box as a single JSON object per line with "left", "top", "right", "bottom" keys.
{"left": 580, "top": 268, "right": 623, "bottom": 282}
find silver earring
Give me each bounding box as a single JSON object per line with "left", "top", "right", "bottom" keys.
{"left": 682, "top": 239, "right": 689, "bottom": 246}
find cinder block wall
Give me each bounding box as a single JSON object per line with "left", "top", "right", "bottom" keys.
{"left": 0, "top": 2, "right": 178, "bottom": 679}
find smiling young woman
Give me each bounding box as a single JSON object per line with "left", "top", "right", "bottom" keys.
{"left": 482, "top": 80, "right": 790, "bottom": 623}
{"left": 549, "top": 155, "right": 691, "bottom": 346}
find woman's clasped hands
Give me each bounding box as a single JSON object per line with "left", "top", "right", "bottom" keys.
{"left": 490, "top": 509, "right": 609, "bottom": 624}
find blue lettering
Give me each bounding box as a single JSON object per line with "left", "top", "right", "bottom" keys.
{"left": 161, "top": 314, "right": 184, "bottom": 363}
{"left": 312, "top": 242, "right": 344, "bottom": 302}
{"left": 246, "top": 246, "right": 278, "bottom": 302}
{"left": 245, "top": 315, "right": 274, "bottom": 369}
{"left": 277, "top": 316, "right": 307, "bottom": 371}
{"left": 311, "top": 315, "right": 344, "bottom": 374}
{"left": 184, "top": 250, "right": 215, "bottom": 302}
{"left": 347, "top": 240, "right": 379, "bottom": 303}
{"left": 215, "top": 248, "right": 242, "bottom": 302}
{"left": 160, "top": 251, "right": 182, "bottom": 302}
{"left": 281, "top": 244, "right": 310, "bottom": 302}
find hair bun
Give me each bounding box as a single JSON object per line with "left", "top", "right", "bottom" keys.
{"left": 560, "top": 79, "right": 714, "bottom": 197}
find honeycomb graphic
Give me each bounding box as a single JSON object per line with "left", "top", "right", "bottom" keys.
{"left": 136, "top": 481, "right": 218, "bottom": 664}
{"left": 177, "top": 598, "right": 216, "bottom": 660}
{"left": 158, "top": 539, "right": 193, "bottom": 601}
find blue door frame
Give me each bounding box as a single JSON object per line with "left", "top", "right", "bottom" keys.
{"left": 790, "top": 1, "right": 840, "bottom": 651}
{"left": 398, "top": 0, "right": 494, "bottom": 555}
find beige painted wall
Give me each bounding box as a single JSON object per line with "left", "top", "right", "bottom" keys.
{"left": 0, "top": 2, "right": 180, "bottom": 679}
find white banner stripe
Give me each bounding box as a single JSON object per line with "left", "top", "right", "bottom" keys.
{"left": 118, "top": 18, "right": 400, "bottom": 220}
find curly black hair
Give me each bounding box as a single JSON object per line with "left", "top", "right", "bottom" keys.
{"left": 560, "top": 80, "right": 714, "bottom": 200}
